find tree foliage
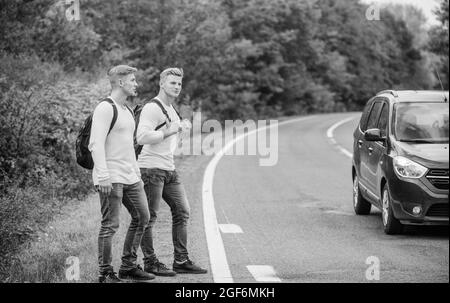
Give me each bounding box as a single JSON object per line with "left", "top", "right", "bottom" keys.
{"left": 0, "top": 0, "right": 446, "bottom": 275}
{"left": 428, "top": 0, "right": 449, "bottom": 89}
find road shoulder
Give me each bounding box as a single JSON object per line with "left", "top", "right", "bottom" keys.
{"left": 9, "top": 154, "right": 213, "bottom": 283}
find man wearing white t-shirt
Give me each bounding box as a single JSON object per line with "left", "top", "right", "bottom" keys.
{"left": 89, "top": 65, "right": 154, "bottom": 283}
{"left": 137, "top": 68, "right": 207, "bottom": 276}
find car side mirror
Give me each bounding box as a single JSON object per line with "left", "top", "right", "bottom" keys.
{"left": 364, "top": 128, "right": 386, "bottom": 142}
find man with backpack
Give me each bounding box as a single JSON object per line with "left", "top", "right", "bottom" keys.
{"left": 88, "top": 65, "right": 154, "bottom": 283}
{"left": 136, "top": 67, "right": 208, "bottom": 276}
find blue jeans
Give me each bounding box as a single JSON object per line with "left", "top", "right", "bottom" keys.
{"left": 97, "top": 181, "right": 150, "bottom": 275}
{"left": 140, "top": 168, "right": 190, "bottom": 264}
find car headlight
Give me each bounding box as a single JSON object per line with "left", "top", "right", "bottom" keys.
{"left": 393, "top": 156, "right": 428, "bottom": 179}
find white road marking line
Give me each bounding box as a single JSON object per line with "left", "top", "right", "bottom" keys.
{"left": 336, "top": 145, "right": 353, "bottom": 158}
{"left": 219, "top": 224, "right": 243, "bottom": 233}
{"left": 326, "top": 117, "right": 356, "bottom": 159}
{"left": 247, "top": 265, "right": 282, "bottom": 282}
{"left": 202, "top": 116, "right": 314, "bottom": 283}
{"left": 326, "top": 116, "right": 354, "bottom": 138}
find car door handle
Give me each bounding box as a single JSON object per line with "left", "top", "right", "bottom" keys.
{"left": 358, "top": 140, "right": 363, "bottom": 148}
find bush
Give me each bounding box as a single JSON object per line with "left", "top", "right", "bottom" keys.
{"left": 0, "top": 52, "right": 110, "bottom": 277}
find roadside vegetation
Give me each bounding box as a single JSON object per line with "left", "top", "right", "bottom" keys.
{"left": 0, "top": 0, "right": 448, "bottom": 281}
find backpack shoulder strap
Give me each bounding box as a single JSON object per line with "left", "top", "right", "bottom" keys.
{"left": 102, "top": 97, "right": 118, "bottom": 135}
{"left": 150, "top": 98, "right": 171, "bottom": 121}
{"left": 146, "top": 98, "right": 183, "bottom": 131}
{"left": 150, "top": 98, "right": 183, "bottom": 120}
{"left": 125, "top": 104, "right": 134, "bottom": 117}
{"left": 173, "top": 106, "right": 182, "bottom": 120}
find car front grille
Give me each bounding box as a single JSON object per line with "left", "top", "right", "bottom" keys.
{"left": 426, "top": 169, "right": 449, "bottom": 190}
{"left": 426, "top": 204, "right": 449, "bottom": 217}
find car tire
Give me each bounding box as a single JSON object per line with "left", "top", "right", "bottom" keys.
{"left": 353, "top": 175, "right": 371, "bottom": 215}
{"left": 381, "top": 184, "right": 403, "bottom": 235}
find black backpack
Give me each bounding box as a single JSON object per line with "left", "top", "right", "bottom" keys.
{"left": 133, "top": 98, "right": 182, "bottom": 159}
{"left": 75, "top": 98, "right": 118, "bottom": 170}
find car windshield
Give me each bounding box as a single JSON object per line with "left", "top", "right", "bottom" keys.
{"left": 394, "top": 102, "right": 449, "bottom": 143}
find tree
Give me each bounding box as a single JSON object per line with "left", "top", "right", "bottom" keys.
{"left": 428, "top": 0, "right": 449, "bottom": 89}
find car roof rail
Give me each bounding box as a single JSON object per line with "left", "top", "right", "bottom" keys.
{"left": 376, "top": 90, "right": 398, "bottom": 97}
{"left": 377, "top": 89, "right": 398, "bottom": 98}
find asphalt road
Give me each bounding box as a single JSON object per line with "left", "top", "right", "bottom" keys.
{"left": 211, "top": 112, "right": 449, "bottom": 283}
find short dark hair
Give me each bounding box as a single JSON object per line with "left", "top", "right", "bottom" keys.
{"left": 160, "top": 67, "right": 183, "bottom": 82}
{"left": 107, "top": 65, "right": 137, "bottom": 87}
{"left": 108, "top": 65, "right": 137, "bottom": 77}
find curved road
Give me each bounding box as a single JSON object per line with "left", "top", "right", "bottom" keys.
{"left": 210, "top": 113, "right": 449, "bottom": 283}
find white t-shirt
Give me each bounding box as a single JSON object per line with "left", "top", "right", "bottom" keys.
{"left": 88, "top": 97, "right": 141, "bottom": 185}
{"left": 136, "top": 98, "right": 180, "bottom": 171}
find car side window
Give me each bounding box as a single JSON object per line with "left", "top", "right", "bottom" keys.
{"left": 360, "top": 99, "right": 374, "bottom": 132}
{"left": 377, "top": 103, "right": 389, "bottom": 137}
{"left": 366, "top": 101, "right": 383, "bottom": 130}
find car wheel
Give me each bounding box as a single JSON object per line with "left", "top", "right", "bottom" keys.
{"left": 353, "top": 175, "right": 371, "bottom": 215}
{"left": 381, "top": 184, "right": 403, "bottom": 235}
